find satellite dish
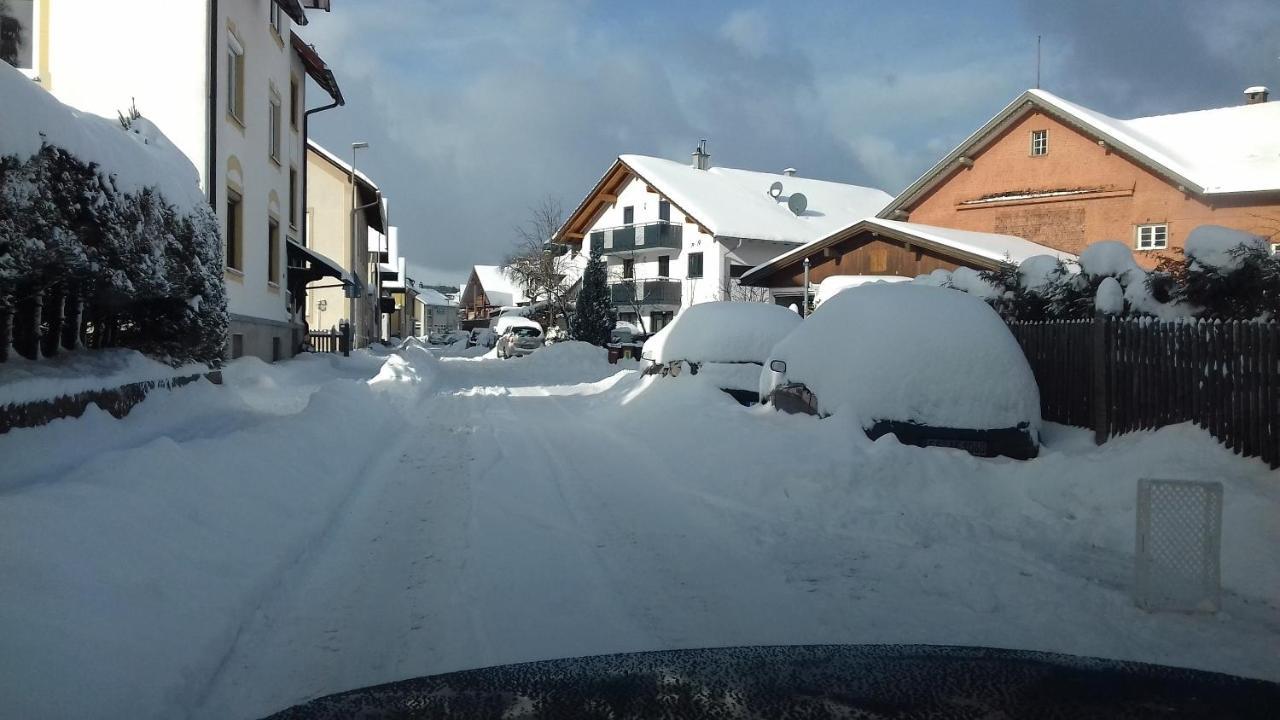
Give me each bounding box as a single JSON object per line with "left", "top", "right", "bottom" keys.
{"left": 787, "top": 192, "right": 808, "bottom": 216}
{"left": 768, "top": 181, "right": 784, "bottom": 199}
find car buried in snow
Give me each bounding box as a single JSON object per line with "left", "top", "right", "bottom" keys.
{"left": 494, "top": 316, "right": 544, "bottom": 359}
{"left": 761, "top": 283, "right": 1041, "bottom": 460}
{"left": 641, "top": 301, "right": 801, "bottom": 405}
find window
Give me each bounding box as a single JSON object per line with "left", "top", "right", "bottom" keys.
{"left": 226, "top": 189, "right": 243, "bottom": 270}
{"left": 290, "top": 77, "right": 300, "bottom": 130}
{"left": 687, "top": 251, "right": 703, "bottom": 278}
{"left": 623, "top": 206, "right": 634, "bottom": 225}
{"left": 226, "top": 35, "right": 245, "bottom": 122}
{"left": 272, "top": 336, "right": 282, "bottom": 362}
{"left": 289, "top": 167, "right": 298, "bottom": 228}
{"left": 269, "top": 1, "right": 284, "bottom": 37}
{"left": 590, "top": 231, "right": 604, "bottom": 253}
{"left": 268, "top": 93, "right": 282, "bottom": 162}
{"left": 1030, "top": 129, "right": 1048, "bottom": 156}
{"left": 657, "top": 255, "right": 670, "bottom": 277}
{"left": 1272, "top": 243, "right": 1280, "bottom": 256}
{"left": 1, "top": 0, "right": 35, "bottom": 72}
{"left": 267, "top": 216, "right": 280, "bottom": 284}
{"left": 729, "top": 264, "right": 750, "bottom": 279}
{"left": 1136, "top": 223, "right": 1168, "bottom": 250}
{"left": 650, "top": 311, "right": 674, "bottom": 332}
{"left": 658, "top": 200, "right": 670, "bottom": 222}
{"left": 622, "top": 258, "right": 634, "bottom": 279}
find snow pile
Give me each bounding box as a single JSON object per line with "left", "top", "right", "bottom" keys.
{"left": 1184, "top": 225, "right": 1270, "bottom": 272}
{"left": 766, "top": 284, "right": 1040, "bottom": 431}
{"left": 946, "top": 266, "right": 1000, "bottom": 300}
{"left": 813, "top": 275, "right": 909, "bottom": 305}
{"left": 1018, "top": 254, "right": 1068, "bottom": 292}
{"left": 1078, "top": 241, "right": 1143, "bottom": 282}
{"left": 642, "top": 302, "right": 802, "bottom": 364}
{"left": 0, "top": 349, "right": 209, "bottom": 407}
{"left": 0, "top": 63, "right": 204, "bottom": 211}
{"left": 1095, "top": 277, "right": 1125, "bottom": 315}
{"left": 494, "top": 315, "right": 542, "bottom": 334}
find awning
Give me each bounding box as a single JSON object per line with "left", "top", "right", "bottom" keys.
{"left": 274, "top": 0, "right": 308, "bottom": 25}
{"left": 287, "top": 238, "right": 354, "bottom": 286}
{"left": 290, "top": 32, "right": 343, "bottom": 105}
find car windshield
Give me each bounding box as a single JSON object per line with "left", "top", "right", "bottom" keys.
{"left": 3, "top": 4, "right": 1277, "bottom": 720}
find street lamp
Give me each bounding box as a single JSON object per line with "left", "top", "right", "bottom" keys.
{"left": 802, "top": 256, "right": 811, "bottom": 318}
{"left": 349, "top": 142, "right": 368, "bottom": 345}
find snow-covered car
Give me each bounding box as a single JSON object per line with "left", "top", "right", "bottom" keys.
{"left": 495, "top": 316, "right": 544, "bottom": 359}
{"left": 643, "top": 301, "right": 802, "bottom": 405}
{"left": 611, "top": 321, "right": 644, "bottom": 344}
{"left": 467, "top": 327, "right": 497, "bottom": 349}
{"left": 762, "top": 283, "right": 1041, "bottom": 459}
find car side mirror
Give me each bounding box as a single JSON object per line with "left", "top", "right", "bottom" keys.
{"left": 769, "top": 360, "right": 787, "bottom": 373}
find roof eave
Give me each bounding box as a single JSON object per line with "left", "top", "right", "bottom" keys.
{"left": 291, "top": 32, "right": 344, "bottom": 105}
{"left": 275, "top": 0, "right": 308, "bottom": 26}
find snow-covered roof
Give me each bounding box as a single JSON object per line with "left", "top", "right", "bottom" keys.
{"left": 618, "top": 155, "right": 893, "bottom": 244}
{"left": 814, "top": 275, "right": 910, "bottom": 305}
{"left": 468, "top": 265, "right": 526, "bottom": 307}
{"left": 881, "top": 89, "right": 1280, "bottom": 218}
{"left": 0, "top": 63, "right": 206, "bottom": 212}
{"left": 741, "top": 218, "right": 1074, "bottom": 285}
{"left": 415, "top": 288, "right": 455, "bottom": 307}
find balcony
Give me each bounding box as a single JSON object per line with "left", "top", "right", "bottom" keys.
{"left": 590, "top": 221, "right": 682, "bottom": 255}
{"left": 610, "top": 279, "right": 682, "bottom": 306}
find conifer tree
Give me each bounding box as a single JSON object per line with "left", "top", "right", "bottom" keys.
{"left": 570, "top": 246, "right": 615, "bottom": 345}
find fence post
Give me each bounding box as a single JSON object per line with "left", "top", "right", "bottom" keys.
{"left": 339, "top": 319, "right": 351, "bottom": 357}
{"left": 1092, "top": 314, "right": 1109, "bottom": 445}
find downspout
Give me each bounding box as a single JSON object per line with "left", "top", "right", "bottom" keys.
{"left": 206, "top": 0, "right": 218, "bottom": 210}
{"left": 301, "top": 97, "right": 342, "bottom": 250}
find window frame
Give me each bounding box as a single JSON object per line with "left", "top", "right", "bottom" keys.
{"left": 225, "top": 188, "right": 244, "bottom": 271}
{"left": 658, "top": 200, "right": 671, "bottom": 222}
{"left": 1030, "top": 129, "right": 1048, "bottom": 157}
{"left": 289, "top": 76, "right": 301, "bottom": 130}
{"left": 1135, "top": 223, "right": 1169, "bottom": 251}
{"left": 268, "top": 91, "right": 282, "bottom": 163}
{"left": 267, "top": 215, "right": 281, "bottom": 286}
{"left": 687, "top": 251, "right": 704, "bottom": 278}
{"left": 623, "top": 206, "right": 634, "bottom": 225}
{"left": 1, "top": 0, "right": 41, "bottom": 78}
{"left": 269, "top": 1, "right": 284, "bottom": 38}
{"left": 657, "top": 255, "right": 670, "bottom": 278}
{"left": 622, "top": 258, "right": 634, "bottom": 280}
{"left": 288, "top": 167, "right": 299, "bottom": 229}
{"left": 226, "top": 33, "right": 245, "bottom": 124}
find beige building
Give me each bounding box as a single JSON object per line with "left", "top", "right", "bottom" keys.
{"left": 305, "top": 140, "right": 386, "bottom": 346}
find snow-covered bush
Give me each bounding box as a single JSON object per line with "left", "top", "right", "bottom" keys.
{"left": 0, "top": 64, "right": 226, "bottom": 365}
{"left": 1149, "top": 226, "right": 1279, "bottom": 320}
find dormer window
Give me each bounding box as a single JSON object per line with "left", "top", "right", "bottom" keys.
{"left": 1030, "top": 129, "right": 1048, "bottom": 157}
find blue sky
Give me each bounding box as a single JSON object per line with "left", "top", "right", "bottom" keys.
{"left": 301, "top": 0, "right": 1280, "bottom": 285}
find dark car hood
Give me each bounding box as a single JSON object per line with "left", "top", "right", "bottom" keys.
{"left": 262, "top": 644, "right": 1278, "bottom": 719}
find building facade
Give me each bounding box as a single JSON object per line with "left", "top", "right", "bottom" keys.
{"left": 880, "top": 89, "right": 1280, "bottom": 264}
{"left": 12, "top": 0, "right": 343, "bottom": 361}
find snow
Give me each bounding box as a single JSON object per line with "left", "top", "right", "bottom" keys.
{"left": 1018, "top": 254, "right": 1068, "bottom": 291}
{"left": 619, "top": 154, "right": 892, "bottom": 244}
{"left": 493, "top": 315, "right": 541, "bottom": 334}
{"left": 1184, "top": 225, "right": 1270, "bottom": 272}
{"left": 415, "top": 288, "right": 454, "bottom": 307}
{"left": 1078, "top": 240, "right": 1142, "bottom": 281}
{"left": 0, "top": 349, "right": 209, "bottom": 407}
{"left": 813, "top": 275, "right": 909, "bottom": 305}
{"left": 1095, "top": 277, "right": 1125, "bottom": 315}
{"left": 947, "top": 266, "right": 1000, "bottom": 299}
{"left": 641, "top": 301, "right": 801, "bottom": 364}
{"left": 1028, "top": 88, "right": 1280, "bottom": 195}
{"left": 1, "top": 335, "right": 1277, "bottom": 719}
{"left": 764, "top": 283, "right": 1041, "bottom": 432}
{"left": 0, "top": 63, "right": 205, "bottom": 211}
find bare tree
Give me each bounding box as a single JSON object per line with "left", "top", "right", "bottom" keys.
{"left": 607, "top": 263, "right": 647, "bottom": 333}
{"left": 721, "top": 276, "right": 774, "bottom": 303}
{"left": 505, "top": 196, "right": 578, "bottom": 331}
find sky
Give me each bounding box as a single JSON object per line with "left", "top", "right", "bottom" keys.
{"left": 300, "top": 0, "right": 1280, "bottom": 286}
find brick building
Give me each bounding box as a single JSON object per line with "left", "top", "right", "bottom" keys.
{"left": 879, "top": 87, "right": 1280, "bottom": 264}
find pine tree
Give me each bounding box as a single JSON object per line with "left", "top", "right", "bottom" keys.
{"left": 570, "top": 246, "right": 615, "bottom": 345}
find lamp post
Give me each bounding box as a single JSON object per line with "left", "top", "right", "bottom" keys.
{"left": 349, "top": 142, "right": 368, "bottom": 345}
{"left": 802, "top": 256, "right": 811, "bottom": 317}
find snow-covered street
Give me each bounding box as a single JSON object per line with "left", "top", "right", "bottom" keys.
{"left": 2, "top": 343, "right": 1277, "bottom": 719}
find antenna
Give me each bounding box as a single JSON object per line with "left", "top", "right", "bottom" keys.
{"left": 769, "top": 181, "right": 784, "bottom": 199}
{"left": 1036, "top": 35, "right": 1041, "bottom": 89}
{"left": 787, "top": 192, "right": 808, "bottom": 216}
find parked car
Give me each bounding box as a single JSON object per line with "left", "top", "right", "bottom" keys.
{"left": 762, "top": 283, "right": 1040, "bottom": 459}
{"left": 642, "top": 302, "right": 801, "bottom": 405}
{"left": 467, "top": 327, "right": 497, "bottom": 349}
{"left": 495, "top": 316, "right": 544, "bottom": 359}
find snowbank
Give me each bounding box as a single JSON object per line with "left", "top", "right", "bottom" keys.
{"left": 1185, "top": 225, "right": 1270, "bottom": 272}
{"left": 0, "top": 349, "right": 208, "bottom": 406}
{"left": 642, "top": 302, "right": 801, "bottom": 364}
{"left": 0, "top": 63, "right": 204, "bottom": 211}
{"left": 766, "top": 284, "right": 1040, "bottom": 431}
{"left": 1018, "top": 254, "right": 1068, "bottom": 291}
{"left": 1095, "top": 277, "right": 1125, "bottom": 315}
{"left": 814, "top": 275, "right": 909, "bottom": 305}
{"left": 1079, "top": 241, "right": 1142, "bottom": 281}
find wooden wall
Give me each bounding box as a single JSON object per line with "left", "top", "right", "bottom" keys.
{"left": 761, "top": 231, "right": 981, "bottom": 287}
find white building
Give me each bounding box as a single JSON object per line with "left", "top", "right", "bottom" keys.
{"left": 554, "top": 145, "right": 893, "bottom": 332}
{"left": 413, "top": 289, "right": 459, "bottom": 339}
{"left": 8, "top": 0, "right": 345, "bottom": 361}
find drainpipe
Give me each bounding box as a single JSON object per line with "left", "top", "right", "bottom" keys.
{"left": 206, "top": 0, "right": 218, "bottom": 210}
{"left": 802, "top": 257, "right": 810, "bottom": 317}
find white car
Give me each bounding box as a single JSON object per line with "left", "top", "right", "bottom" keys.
{"left": 495, "top": 316, "right": 544, "bottom": 359}
{"left": 762, "top": 283, "right": 1041, "bottom": 459}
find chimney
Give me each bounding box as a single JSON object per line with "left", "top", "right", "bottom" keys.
{"left": 783, "top": 168, "right": 797, "bottom": 176}
{"left": 1244, "top": 86, "right": 1269, "bottom": 105}
{"left": 691, "top": 139, "right": 710, "bottom": 170}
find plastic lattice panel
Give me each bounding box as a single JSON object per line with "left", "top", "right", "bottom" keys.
{"left": 1135, "top": 479, "right": 1222, "bottom": 612}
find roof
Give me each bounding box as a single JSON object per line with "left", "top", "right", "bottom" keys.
{"left": 469, "top": 265, "right": 526, "bottom": 307}
{"left": 557, "top": 155, "right": 892, "bottom": 245}
{"left": 286, "top": 237, "right": 354, "bottom": 286}
{"left": 290, "top": 32, "right": 342, "bottom": 105}
{"left": 415, "top": 288, "right": 455, "bottom": 307}
{"left": 880, "top": 89, "right": 1280, "bottom": 218}
{"left": 274, "top": 0, "right": 308, "bottom": 25}
{"left": 307, "top": 140, "right": 386, "bottom": 232}
{"left": 740, "top": 218, "right": 1075, "bottom": 285}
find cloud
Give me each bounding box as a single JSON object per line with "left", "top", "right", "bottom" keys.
{"left": 719, "top": 8, "right": 770, "bottom": 58}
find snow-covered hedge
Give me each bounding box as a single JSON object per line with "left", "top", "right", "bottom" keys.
{"left": 917, "top": 226, "right": 1278, "bottom": 322}
{"left": 0, "top": 64, "right": 226, "bottom": 366}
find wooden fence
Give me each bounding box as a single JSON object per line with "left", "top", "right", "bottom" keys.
{"left": 1008, "top": 318, "right": 1279, "bottom": 469}
{"left": 307, "top": 329, "right": 348, "bottom": 354}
